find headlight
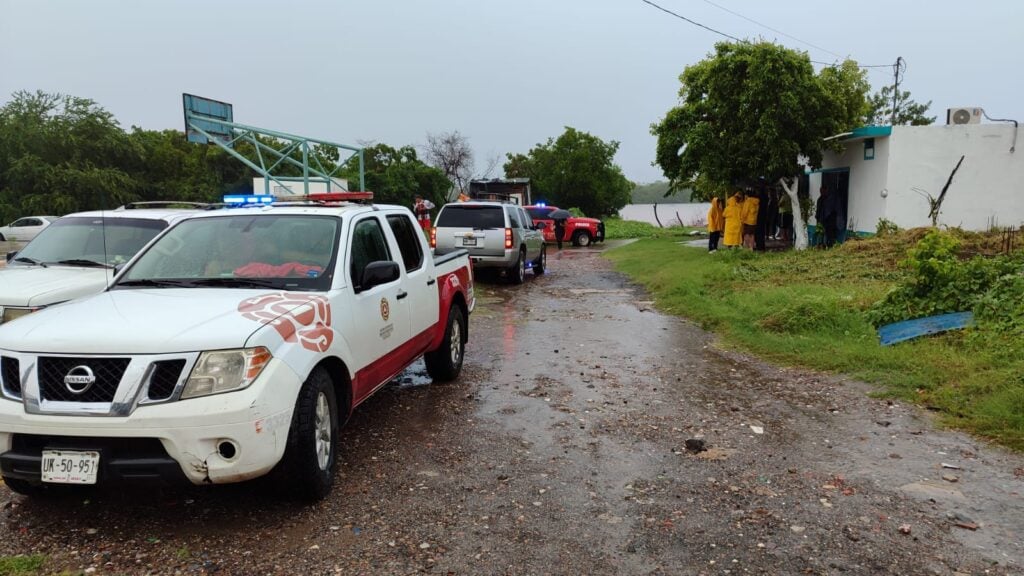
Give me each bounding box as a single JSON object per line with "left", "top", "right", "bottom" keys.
{"left": 181, "top": 347, "right": 272, "bottom": 399}
{"left": 2, "top": 306, "right": 42, "bottom": 324}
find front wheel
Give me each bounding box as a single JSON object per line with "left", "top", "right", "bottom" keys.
{"left": 424, "top": 304, "right": 466, "bottom": 382}
{"left": 532, "top": 245, "right": 547, "bottom": 275}
{"left": 278, "top": 367, "right": 338, "bottom": 501}
{"left": 573, "top": 231, "right": 592, "bottom": 247}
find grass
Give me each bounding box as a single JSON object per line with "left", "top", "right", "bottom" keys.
{"left": 0, "top": 555, "right": 46, "bottom": 576}
{"left": 605, "top": 232, "right": 1024, "bottom": 450}
{"left": 603, "top": 217, "right": 699, "bottom": 240}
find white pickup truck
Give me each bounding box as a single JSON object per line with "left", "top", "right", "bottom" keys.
{"left": 0, "top": 196, "right": 474, "bottom": 500}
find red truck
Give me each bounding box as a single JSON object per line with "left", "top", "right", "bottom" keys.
{"left": 525, "top": 205, "right": 605, "bottom": 247}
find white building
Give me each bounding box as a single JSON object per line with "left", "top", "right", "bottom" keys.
{"left": 809, "top": 123, "right": 1023, "bottom": 235}
{"left": 251, "top": 177, "right": 349, "bottom": 196}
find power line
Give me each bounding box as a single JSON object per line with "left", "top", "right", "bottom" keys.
{"left": 695, "top": 0, "right": 844, "bottom": 59}
{"left": 639, "top": 0, "right": 742, "bottom": 42}
{"left": 640, "top": 0, "right": 892, "bottom": 70}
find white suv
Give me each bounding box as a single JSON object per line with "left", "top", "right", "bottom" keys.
{"left": 0, "top": 204, "right": 205, "bottom": 324}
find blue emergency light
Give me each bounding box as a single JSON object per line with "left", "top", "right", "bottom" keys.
{"left": 536, "top": 201, "right": 546, "bottom": 207}
{"left": 223, "top": 194, "right": 274, "bottom": 206}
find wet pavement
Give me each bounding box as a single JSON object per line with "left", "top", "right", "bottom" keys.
{"left": 1, "top": 240, "right": 1022, "bottom": 575}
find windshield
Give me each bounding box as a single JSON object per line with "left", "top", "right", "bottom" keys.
{"left": 13, "top": 217, "right": 167, "bottom": 267}
{"left": 436, "top": 205, "right": 504, "bottom": 228}
{"left": 527, "top": 207, "right": 553, "bottom": 220}
{"left": 117, "top": 214, "right": 339, "bottom": 291}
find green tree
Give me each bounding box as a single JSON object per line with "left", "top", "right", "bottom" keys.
{"left": 652, "top": 41, "right": 870, "bottom": 249}
{"left": 0, "top": 90, "right": 142, "bottom": 221}
{"left": 865, "top": 85, "right": 936, "bottom": 126}
{"left": 340, "top": 143, "right": 449, "bottom": 209}
{"left": 503, "top": 127, "right": 632, "bottom": 217}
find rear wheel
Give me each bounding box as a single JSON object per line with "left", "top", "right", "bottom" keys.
{"left": 278, "top": 367, "right": 338, "bottom": 501}
{"left": 532, "top": 245, "right": 547, "bottom": 275}
{"left": 0, "top": 234, "right": 6, "bottom": 242}
{"left": 424, "top": 304, "right": 466, "bottom": 382}
{"left": 573, "top": 231, "right": 592, "bottom": 247}
{"left": 509, "top": 249, "right": 526, "bottom": 284}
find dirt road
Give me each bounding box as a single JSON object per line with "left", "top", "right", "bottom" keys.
{"left": 1, "top": 241, "right": 1021, "bottom": 575}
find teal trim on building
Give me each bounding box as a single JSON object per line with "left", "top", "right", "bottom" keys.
{"left": 850, "top": 125, "right": 891, "bottom": 139}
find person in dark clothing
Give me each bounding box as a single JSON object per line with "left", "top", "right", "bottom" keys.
{"left": 553, "top": 218, "right": 566, "bottom": 250}
{"left": 815, "top": 186, "right": 838, "bottom": 248}
{"left": 754, "top": 186, "right": 769, "bottom": 251}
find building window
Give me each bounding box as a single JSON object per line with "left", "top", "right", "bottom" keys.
{"left": 864, "top": 138, "right": 875, "bottom": 160}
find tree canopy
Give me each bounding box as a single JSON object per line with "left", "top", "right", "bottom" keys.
{"left": 341, "top": 143, "right": 450, "bottom": 209}
{"left": 865, "top": 85, "right": 936, "bottom": 126}
{"left": 0, "top": 90, "right": 448, "bottom": 222}
{"left": 503, "top": 127, "right": 632, "bottom": 217}
{"left": 652, "top": 41, "right": 870, "bottom": 201}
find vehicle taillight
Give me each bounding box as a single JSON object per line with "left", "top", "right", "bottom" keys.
{"left": 430, "top": 227, "right": 436, "bottom": 248}
{"left": 505, "top": 228, "right": 513, "bottom": 249}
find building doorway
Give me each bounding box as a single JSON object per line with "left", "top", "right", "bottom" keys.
{"left": 820, "top": 169, "right": 850, "bottom": 242}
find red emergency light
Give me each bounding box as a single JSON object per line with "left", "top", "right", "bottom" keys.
{"left": 307, "top": 192, "right": 374, "bottom": 203}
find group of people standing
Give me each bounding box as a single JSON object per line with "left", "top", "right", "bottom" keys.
{"left": 706, "top": 187, "right": 793, "bottom": 252}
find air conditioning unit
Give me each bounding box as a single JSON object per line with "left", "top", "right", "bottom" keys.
{"left": 947, "top": 107, "right": 983, "bottom": 125}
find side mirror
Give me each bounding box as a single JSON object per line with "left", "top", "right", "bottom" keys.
{"left": 113, "top": 263, "right": 125, "bottom": 276}
{"left": 5, "top": 251, "right": 16, "bottom": 262}
{"left": 358, "top": 261, "right": 400, "bottom": 292}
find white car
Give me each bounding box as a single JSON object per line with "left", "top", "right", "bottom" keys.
{"left": 0, "top": 216, "right": 59, "bottom": 242}
{"left": 0, "top": 206, "right": 204, "bottom": 325}
{"left": 0, "top": 198, "right": 474, "bottom": 500}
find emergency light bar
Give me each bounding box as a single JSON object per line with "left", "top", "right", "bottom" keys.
{"left": 307, "top": 192, "right": 374, "bottom": 202}
{"left": 223, "top": 195, "right": 275, "bottom": 205}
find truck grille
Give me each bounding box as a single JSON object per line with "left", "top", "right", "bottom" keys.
{"left": 1, "top": 356, "right": 20, "bottom": 397}
{"left": 147, "top": 360, "right": 186, "bottom": 401}
{"left": 38, "top": 357, "right": 130, "bottom": 403}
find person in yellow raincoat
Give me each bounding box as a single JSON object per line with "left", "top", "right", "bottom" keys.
{"left": 706, "top": 197, "right": 724, "bottom": 252}
{"left": 741, "top": 189, "right": 760, "bottom": 249}
{"left": 722, "top": 191, "right": 744, "bottom": 248}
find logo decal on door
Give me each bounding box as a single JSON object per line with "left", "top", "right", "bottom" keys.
{"left": 380, "top": 297, "right": 390, "bottom": 321}
{"left": 238, "top": 293, "right": 333, "bottom": 352}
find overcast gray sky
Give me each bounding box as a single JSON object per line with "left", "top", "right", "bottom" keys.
{"left": 2, "top": 0, "right": 1022, "bottom": 184}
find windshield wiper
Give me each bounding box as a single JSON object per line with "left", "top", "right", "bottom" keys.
{"left": 54, "top": 259, "right": 111, "bottom": 269}
{"left": 189, "top": 278, "right": 283, "bottom": 289}
{"left": 13, "top": 257, "right": 47, "bottom": 268}
{"left": 115, "top": 279, "right": 199, "bottom": 288}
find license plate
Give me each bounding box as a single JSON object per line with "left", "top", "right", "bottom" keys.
{"left": 40, "top": 450, "right": 100, "bottom": 484}
{"left": 462, "top": 237, "right": 477, "bottom": 246}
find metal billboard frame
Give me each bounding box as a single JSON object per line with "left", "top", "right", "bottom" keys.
{"left": 182, "top": 93, "right": 365, "bottom": 195}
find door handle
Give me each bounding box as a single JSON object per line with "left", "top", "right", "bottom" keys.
{"left": 396, "top": 290, "right": 408, "bottom": 300}
{"left": 426, "top": 278, "right": 436, "bottom": 286}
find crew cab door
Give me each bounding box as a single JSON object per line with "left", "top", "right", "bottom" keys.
{"left": 385, "top": 212, "right": 438, "bottom": 345}
{"left": 517, "top": 207, "right": 544, "bottom": 261}
{"left": 347, "top": 215, "right": 411, "bottom": 401}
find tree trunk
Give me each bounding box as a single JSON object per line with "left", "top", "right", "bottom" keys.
{"left": 779, "top": 176, "right": 809, "bottom": 251}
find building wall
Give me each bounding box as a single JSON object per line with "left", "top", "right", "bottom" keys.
{"left": 884, "top": 125, "right": 1023, "bottom": 230}
{"left": 817, "top": 136, "right": 891, "bottom": 234}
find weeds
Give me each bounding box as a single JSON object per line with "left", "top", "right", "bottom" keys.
{"left": 606, "top": 230, "right": 1024, "bottom": 450}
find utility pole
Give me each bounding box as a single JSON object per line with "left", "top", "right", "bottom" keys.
{"left": 891, "top": 56, "right": 905, "bottom": 125}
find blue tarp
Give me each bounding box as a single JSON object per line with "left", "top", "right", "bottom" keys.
{"left": 877, "top": 311, "right": 974, "bottom": 346}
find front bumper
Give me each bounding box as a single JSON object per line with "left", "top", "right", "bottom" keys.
{"left": 0, "top": 358, "right": 303, "bottom": 486}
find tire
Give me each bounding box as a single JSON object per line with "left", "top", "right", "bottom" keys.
{"left": 424, "top": 304, "right": 466, "bottom": 382}
{"left": 532, "top": 245, "right": 547, "bottom": 275}
{"left": 508, "top": 249, "right": 526, "bottom": 285}
{"left": 278, "top": 367, "right": 339, "bottom": 501}
{"left": 0, "top": 234, "right": 6, "bottom": 242}
{"left": 573, "top": 231, "right": 592, "bottom": 247}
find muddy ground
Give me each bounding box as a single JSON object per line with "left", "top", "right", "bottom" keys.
{"left": 1, "top": 241, "right": 1022, "bottom": 575}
